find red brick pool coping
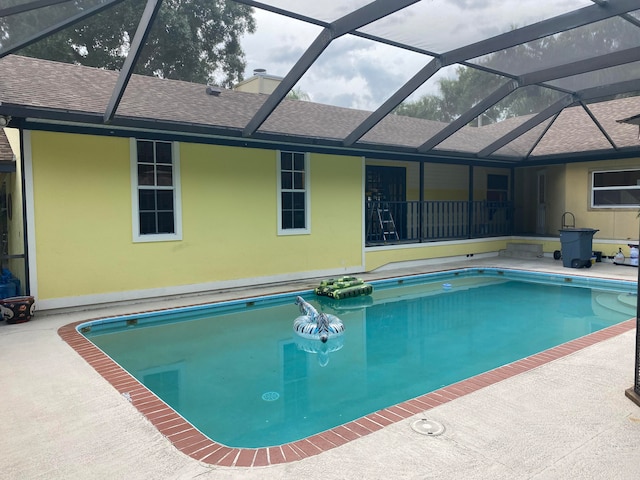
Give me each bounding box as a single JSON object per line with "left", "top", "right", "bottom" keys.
{"left": 58, "top": 317, "right": 635, "bottom": 467}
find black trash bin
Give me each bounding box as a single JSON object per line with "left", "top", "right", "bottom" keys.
{"left": 559, "top": 228, "right": 599, "bottom": 268}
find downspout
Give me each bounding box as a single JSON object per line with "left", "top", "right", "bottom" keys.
{"left": 510, "top": 166, "right": 515, "bottom": 235}
{"left": 18, "top": 127, "right": 30, "bottom": 295}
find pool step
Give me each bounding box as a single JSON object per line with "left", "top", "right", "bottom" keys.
{"left": 594, "top": 293, "right": 636, "bottom": 318}
{"left": 617, "top": 293, "right": 636, "bottom": 309}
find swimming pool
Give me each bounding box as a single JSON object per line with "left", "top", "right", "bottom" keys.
{"left": 78, "top": 268, "right": 635, "bottom": 449}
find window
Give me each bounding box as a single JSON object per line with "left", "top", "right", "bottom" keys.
{"left": 591, "top": 169, "right": 640, "bottom": 208}
{"left": 278, "top": 151, "right": 309, "bottom": 234}
{"left": 131, "top": 139, "right": 182, "bottom": 242}
{"left": 487, "top": 174, "right": 509, "bottom": 202}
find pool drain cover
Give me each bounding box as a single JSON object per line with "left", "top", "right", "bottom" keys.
{"left": 411, "top": 418, "right": 445, "bottom": 436}
{"left": 262, "top": 391, "right": 280, "bottom": 401}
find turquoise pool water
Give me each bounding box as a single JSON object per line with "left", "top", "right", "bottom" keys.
{"left": 81, "top": 269, "right": 636, "bottom": 448}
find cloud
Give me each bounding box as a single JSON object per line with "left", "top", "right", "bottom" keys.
{"left": 239, "top": 1, "right": 588, "bottom": 111}
{"left": 241, "top": 10, "right": 429, "bottom": 110}
{"left": 303, "top": 36, "right": 429, "bottom": 109}
{"left": 241, "top": 10, "right": 320, "bottom": 77}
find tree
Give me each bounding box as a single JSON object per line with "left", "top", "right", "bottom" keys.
{"left": 287, "top": 87, "right": 311, "bottom": 101}
{"left": 393, "top": 63, "right": 563, "bottom": 124}
{"left": 3, "top": 0, "right": 255, "bottom": 87}
{"left": 395, "top": 19, "right": 640, "bottom": 123}
{"left": 394, "top": 94, "right": 445, "bottom": 121}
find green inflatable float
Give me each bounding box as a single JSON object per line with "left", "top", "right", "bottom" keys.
{"left": 315, "top": 276, "right": 373, "bottom": 300}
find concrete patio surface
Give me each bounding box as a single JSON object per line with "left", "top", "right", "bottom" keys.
{"left": 1, "top": 256, "right": 639, "bottom": 479}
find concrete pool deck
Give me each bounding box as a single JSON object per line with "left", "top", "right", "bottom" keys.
{"left": 1, "top": 256, "right": 639, "bottom": 479}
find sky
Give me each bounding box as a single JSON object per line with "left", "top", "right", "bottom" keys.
{"left": 239, "top": 8, "right": 437, "bottom": 111}
{"left": 237, "top": 0, "right": 591, "bottom": 112}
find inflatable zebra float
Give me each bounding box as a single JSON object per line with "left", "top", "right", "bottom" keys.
{"left": 293, "top": 296, "right": 344, "bottom": 343}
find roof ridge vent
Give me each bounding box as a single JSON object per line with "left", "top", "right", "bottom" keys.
{"left": 206, "top": 85, "right": 221, "bottom": 96}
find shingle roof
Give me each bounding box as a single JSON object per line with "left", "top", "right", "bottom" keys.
{"left": 0, "top": 55, "right": 638, "bottom": 163}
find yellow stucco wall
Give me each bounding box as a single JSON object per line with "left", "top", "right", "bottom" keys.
{"left": 514, "top": 159, "right": 640, "bottom": 257}
{"left": 31, "top": 132, "right": 132, "bottom": 298}
{"left": 234, "top": 75, "right": 282, "bottom": 95}
{"left": 30, "top": 131, "right": 363, "bottom": 300}
{"left": 365, "top": 238, "right": 510, "bottom": 271}
{"left": 515, "top": 159, "right": 640, "bottom": 241}
{"left": 564, "top": 159, "right": 640, "bottom": 241}
{"left": 516, "top": 159, "right": 640, "bottom": 239}
{"left": 27, "top": 128, "right": 640, "bottom": 304}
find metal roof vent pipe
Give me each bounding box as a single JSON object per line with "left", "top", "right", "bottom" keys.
{"left": 206, "top": 85, "right": 221, "bottom": 96}
{"left": 253, "top": 68, "right": 267, "bottom": 76}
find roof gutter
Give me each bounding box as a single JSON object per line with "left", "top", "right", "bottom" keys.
{"left": 5, "top": 103, "right": 640, "bottom": 169}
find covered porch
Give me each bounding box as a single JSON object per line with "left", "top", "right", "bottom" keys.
{"left": 365, "top": 199, "right": 512, "bottom": 245}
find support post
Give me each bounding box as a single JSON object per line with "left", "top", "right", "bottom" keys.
{"left": 468, "top": 166, "right": 474, "bottom": 238}
{"left": 625, "top": 221, "right": 640, "bottom": 406}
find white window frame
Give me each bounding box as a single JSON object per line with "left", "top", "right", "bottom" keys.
{"left": 277, "top": 150, "right": 310, "bottom": 235}
{"left": 130, "top": 138, "right": 182, "bottom": 242}
{"left": 591, "top": 168, "right": 640, "bottom": 209}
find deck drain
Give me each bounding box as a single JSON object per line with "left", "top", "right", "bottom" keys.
{"left": 262, "top": 391, "right": 280, "bottom": 402}
{"left": 411, "top": 418, "right": 445, "bottom": 436}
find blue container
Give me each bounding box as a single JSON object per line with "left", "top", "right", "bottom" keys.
{"left": 0, "top": 282, "right": 17, "bottom": 299}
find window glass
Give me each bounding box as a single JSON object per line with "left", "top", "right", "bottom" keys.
{"left": 156, "top": 165, "right": 173, "bottom": 186}
{"left": 155, "top": 142, "right": 173, "bottom": 164}
{"left": 157, "top": 190, "right": 174, "bottom": 210}
{"left": 594, "top": 170, "right": 640, "bottom": 188}
{"left": 157, "top": 212, "right": 175, "bottom": 233}
{"left": 487, "top": 173, "right": 509, "bottom": 202}
{"left": 136, "top": 140, "right": 153, "bottom": 162}
{"left": 293, "top": 192, "right": 305, "bottom": 210}
{"left": 281, "top": 192, "right": 292, "bottom": 210}
{"left": 293, "top": 211, "right": 305, "bottom": 229}
{"left": 281, "top": 152, "right": 293, "bottom": 170}
{"left": 139, "top": 212, "right": 156, "bottom": 235}
{"left": 593, "top": 190, "right": 640, "bottom": 206}
{"left": 138, "top": 190, "right": 154, "bottom": 209}
{"left": 281, "top": 171, "right": 293, "bottom": 190}
{"left": 282, "top": 212, "right": 293, "bottom": 230}
{"left": 278, "top": 151, "right": 309, "bottom": 234}
{"left": 138, "top": 164, "right": 155, "bottom": 186}
{"left": 487, "top": 174, "right": 508, "bottom": 190}
{"left": 592, "top": 169, "right": 640, "bottom": 208}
